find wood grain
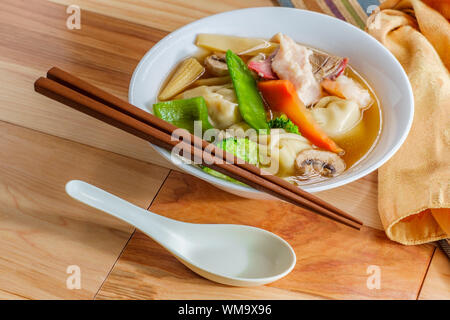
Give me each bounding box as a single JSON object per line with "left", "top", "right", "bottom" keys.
{"left": 96, "top": 171, "right": 434, "bottom": 300}
{"left": 0, "top": 121, "right": 170, "bottom": 299}
{"left": 50, "top": 0, "right": 277, "bottom": 32}
{"left": 0, "top": 0, "right": 273, "bottom": 168}
{"left": 0, "top": 0, "right": 383, "bottom": 230}
{"left": 0, "top": 0, "right": 173, "bottom": 167}
{"left": 316, "top": 171, "right": 381, "bottom": 229}
{"left": 96, "top": 231, "right": 322, "bottom": 300}
{"left": 1, "top": 0, "right": 446, "bottom": 300}
{"left": 419, "top": 248, "right": 450, "bottom": 300}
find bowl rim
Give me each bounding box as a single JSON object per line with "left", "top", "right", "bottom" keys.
{"left": 129, "top": 6, "right": 414, "bottom": 194}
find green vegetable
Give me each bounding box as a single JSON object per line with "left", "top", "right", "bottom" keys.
{"left": 202, "top": 137, "right": 258, "bottom": 185}
{"left": 268, "top": 114, "right": 300, "bottom": 135}
{"left": 216, "top": 137, "right": 258, "bottom": 165}
{"left": 202, "top": 167, "right": 246, "bottom": 185}
{"left": 225, "top": 50, "right": 269, "bottom": 131}
{"left": 153, "top": 96, "right": 213, "bottom": 134}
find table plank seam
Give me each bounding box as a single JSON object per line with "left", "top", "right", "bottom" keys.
{"left": 93, "top": 170, "right": 172, "bottom": 300}
{"left": 93, "top": 229, "right": 136, "bottom": 300}
{"left": 0, "top": 119, "right": 175, "bottom": 171}
{"left": 3, "top": 0, "right": 440, "bottom": 299}
{"left": 147, "top": 170, "right": 173, "bottom": 212}
{"left": 0, "top": 288, "right": 32, "bottom": 300}
{"left": 416, "top": 246, "right": 436, "bottom": 300}
{"left": 0, "top": 120, "right": 171, "bottom": 299}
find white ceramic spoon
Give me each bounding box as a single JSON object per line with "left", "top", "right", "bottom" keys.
{"left": 65, "top": 180, "right": 296, "bottom": 287}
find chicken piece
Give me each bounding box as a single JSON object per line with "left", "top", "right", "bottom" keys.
{"left": 271, "top": 34, "right": 322, "bottom": 106}
{"left": 272, "top": 33, "right": 349, "bottom": 83}
{"left": 322, "top": 75, "right": 373, "bottom": 108}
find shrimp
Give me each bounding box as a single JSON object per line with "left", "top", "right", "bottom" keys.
{"left": 322, "top": 75, "right": 372, "bottom": 108}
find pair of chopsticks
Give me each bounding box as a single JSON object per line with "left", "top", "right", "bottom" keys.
{"left": 34, "top": 67, "right": 363, "bottom": 230}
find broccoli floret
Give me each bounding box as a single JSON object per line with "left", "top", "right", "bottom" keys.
{"left": 268, "top": 114, "right": 300, "bottom": 135}
{"left": 216, "top": 137, "right": 258, "bottom": 165}
{"left": 202, "top": 137, "right": 258, "bottom": 185}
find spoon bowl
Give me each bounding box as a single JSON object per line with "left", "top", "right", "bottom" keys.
{"left": 65, "top": 180, "right": 296, "bottom": 286}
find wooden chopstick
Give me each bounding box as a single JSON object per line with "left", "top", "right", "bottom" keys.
{"left": 35, "top": 76, "right": 362, "bottom": 229}
{"left": 46, "top": 67, "right": 363, "bottom": 226}
{"left": 35, "top": 70, "right": 363, "bottom": 230}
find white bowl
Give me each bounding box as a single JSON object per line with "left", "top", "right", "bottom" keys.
{"left": 129, "top": 7, "right": 413, "bottom": 198}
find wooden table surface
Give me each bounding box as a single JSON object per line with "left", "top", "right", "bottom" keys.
{"left": 0, "top": 0, "right": 448, "bottom": 300}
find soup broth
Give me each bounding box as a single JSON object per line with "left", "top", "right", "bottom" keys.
{"left": 328, "top": 67, "right": 381, "bottom": 169}
{"left": 155, "top": 33, "right": 382, "bottom": 185}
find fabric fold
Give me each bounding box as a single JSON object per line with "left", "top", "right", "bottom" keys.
{"left": 367, "top": 0, "right": 449, "bottom": 244}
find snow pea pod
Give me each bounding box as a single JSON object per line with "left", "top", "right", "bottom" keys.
{"left": 226, "top": 50, "right": 269, "bottom": 131}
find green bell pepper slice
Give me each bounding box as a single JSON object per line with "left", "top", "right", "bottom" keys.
{"left": 153, "top": 96, "right": 213, "bottom": 134}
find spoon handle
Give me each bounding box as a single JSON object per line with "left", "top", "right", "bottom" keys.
{"left": 65, "top": 180, "right": 181, "bottom": 243}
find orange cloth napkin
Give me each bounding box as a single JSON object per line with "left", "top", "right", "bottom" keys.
{"left": 367, "top": 0, "right": 450, "bottom": 244}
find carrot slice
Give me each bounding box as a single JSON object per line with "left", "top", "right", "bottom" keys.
{"left": 258, "top": 80, "right": 343, "bottom": 154}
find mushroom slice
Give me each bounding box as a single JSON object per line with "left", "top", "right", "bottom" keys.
{"left": 204, "top": 52, "right": 229, "bottom": 76}
{"left": 295, "top": 150, "right": 345, "bottom": 178}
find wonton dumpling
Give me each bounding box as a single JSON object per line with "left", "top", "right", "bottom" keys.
{"left": 179, "top": 84, "right": 242, "bottom": 129}
{"left": 311, "top": 96, "right": 361, "bottom": 138}
{"left": 277, "top": 138, "right": 312, "bottom": 176}
{"left": 226, "top": 122, "right": 256, "bottom": 139}
{"left": 258, "top": 130, "right": 312, "bottom": 176}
